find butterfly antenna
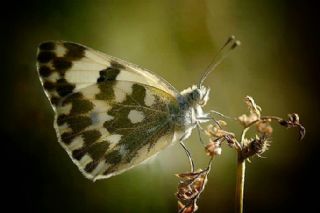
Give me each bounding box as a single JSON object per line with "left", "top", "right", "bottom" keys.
{"left": 198, "top": 35, "right": 241, "bottom": 87}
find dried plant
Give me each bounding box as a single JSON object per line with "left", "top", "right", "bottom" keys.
{"left": 175, "top": 96, "right": 305, "bottom": 213}
{"left": 176, "top": 166, "right": 211, "bottom": 213}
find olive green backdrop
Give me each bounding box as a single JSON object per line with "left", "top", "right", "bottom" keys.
{"left": 3, "top": 0, "right": 319, "bottom": 212}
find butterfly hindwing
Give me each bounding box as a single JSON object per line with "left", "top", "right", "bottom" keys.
{"left": 54, "top": 81, "right": 179, "bottom": 180}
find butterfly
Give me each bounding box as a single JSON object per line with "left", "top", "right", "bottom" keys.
{"left": 37, "top": 37, "right": 239, "bottom": 181}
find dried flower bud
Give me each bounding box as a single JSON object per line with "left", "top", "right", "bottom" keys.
{"left": 241, "top": 136, "right": 271, "bottom": 159}
{"left": 205, "top": 140, "right": 222, "bottom": 157}
{"left": 256, "top": 120, "right": 273, "bottom": 136}
{"left": 253, "top": 136, "right": 271, "bottom": 155}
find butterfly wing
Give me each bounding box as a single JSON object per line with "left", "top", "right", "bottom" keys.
{"left": 54, "top": 82, "right": 179, "bottom": 180}
{"left": 37, "top": 41, "right": 178, "bottom": 109}
{"left": 37, "top": 41, "right": 183, "bottom": 180}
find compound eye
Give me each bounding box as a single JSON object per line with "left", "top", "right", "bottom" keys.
{"left": 192, "top": 90, "right": 200, "bottom": 100}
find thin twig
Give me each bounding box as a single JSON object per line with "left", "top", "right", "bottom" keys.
{"left": 235, "top": 127, "right": 249, "bottom": 213}
{"left": 235, "top": 156, "right": 245, "bottom": 213}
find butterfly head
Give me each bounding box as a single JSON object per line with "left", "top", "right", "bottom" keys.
{"left": 181, "top": 85, "right": 210, "bottom": 108}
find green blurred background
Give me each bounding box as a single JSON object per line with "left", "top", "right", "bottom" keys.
{"left": 3, "top": 0, "right": 319, "bottom": 212}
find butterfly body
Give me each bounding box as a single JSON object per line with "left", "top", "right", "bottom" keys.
{"left": 37, "top": 41, "right": 210, "bottom": 180}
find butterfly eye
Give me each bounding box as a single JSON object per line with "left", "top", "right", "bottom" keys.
{"left": 192, "top": 90, "right": 200, "bottom": 101}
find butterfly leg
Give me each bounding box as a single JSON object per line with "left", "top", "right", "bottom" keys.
{"left": 179, "top": 140, "right": 195, "bottom": 172}
{"left": 210, "top": 110, "right": 235, "bottom": 120}
{"left": 196, "top": 122, "right": 205, "bottom": 146}
{"left": 197, "top": 115, "right": 222, "bottom": 128}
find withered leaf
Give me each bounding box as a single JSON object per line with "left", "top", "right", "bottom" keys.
{"left": 279, "top": 113, "right": 306, "bottom": 140}
{"left": 176, "top": 168, "right": 210, "bottom": 213}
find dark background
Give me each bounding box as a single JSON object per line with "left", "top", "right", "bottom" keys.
{"left": 3, "top": 0, "right": 319, "bottom": 212}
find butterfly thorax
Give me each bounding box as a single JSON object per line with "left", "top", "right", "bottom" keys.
{"left": 170, "top": 85, "right": 210, "bottom": 139}
{"left": 179, "top": 85, "right": 210, "bottom": 109}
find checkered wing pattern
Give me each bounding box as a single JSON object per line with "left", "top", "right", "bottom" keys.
{"left": 37, "top": 41, "right": 180, "bottom": 180}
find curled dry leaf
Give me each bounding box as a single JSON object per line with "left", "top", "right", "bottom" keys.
{"left": 176, "top": 168, "right": 210, "bottom": 213}
{"left": 279, "top": 113, "right": 306, "bottom": 140}
{"left": 238, "top": 96, "right": 262, "bottom": 127}
{"left": 244, "top": 96, "right": 262, "bottom": 117}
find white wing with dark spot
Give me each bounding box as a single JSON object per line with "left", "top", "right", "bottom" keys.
{"left": 53, "top": 82, "right": 179, "bottom": 180}
{"left": 37, "top": 41, "right": 178, "bottom": 110}
{"left": 37, "top": 41, "right": 185, "bottom": 180}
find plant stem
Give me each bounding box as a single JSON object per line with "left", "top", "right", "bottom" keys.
{"left": 235, "top": 154, "right": 245, "bottom": 213}
{"left": 235, "top": 127, "right": 249, "bottom": 213}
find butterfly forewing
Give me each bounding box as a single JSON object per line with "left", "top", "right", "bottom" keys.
{"left": 37, "top": 41, "right": 178, "bottom": 109}
{"left": 37, "top": 41, "right": 181, "bottom": 180}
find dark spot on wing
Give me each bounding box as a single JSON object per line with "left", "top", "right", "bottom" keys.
{"left": 62, "top": 92, "right": 83, "bottom": 104}
{"left": 97, "top": 70, "right": 107, "bottom": 83}
{"left": 57, "top": 114, "right": 67, "bottom": 126}
{"left": 103, "top": 105, "right": 133, "bottom": 133}
{"left": 39, "top": 42, "right": 56, "bottom": 51}
{"left": 105, "top": 150, "right": 122, "bottom": 164}
{"left": 50, "top": 96, "right": 60, "bottom": 105}
{"left": 103, "top": 167, "right": 116, "bottom": 175}
{"left": 66, "top": 115, "right": 92, "bottom": 133}
{"left": 82, "top": 130, "right": 102, "bottom": 146}
{"left": 61, "top": 92, "right": 94, "bottom": 114}
{"left": 52, "top": 57, "right": 72, "bottom": 75}
{"left": 43, "top": 81, "right": 56, "bottom": 91}
{"left": 84, "top": 161, "right": 99, "bottom": 173}
{"left": 110, "top": 60, "right": 125, "bottom": 69}
{"left": 56, "top": 78, "right": 75, "bottom": 97}
{"left": 39, "top": 66, "right": 52, "bottom": 77}
{"left": 64, "top": 42, "right": 86, "bottom": 60}
{"left": 103, "top": 121, "right": 116, "bottom": 133}
{"left": 130, "top": 84, "right": 147, "bottom": 106}
{"left": 70, "top": 99, "right": 94, "bottom": 114}
{"left": 96, "top": 82, "right": 115, "bottom": 100}
{"left": 97, "top": 68, "right": 120, "bottom": 83}
{"left": 103, "top": 83, "right": 147, "bottom": 133}
{"left": 37, "top": 51, "right": 56, "bottom": 63}
{"left": 61, "top": 132, "right": 75, "bottom": 145}
{"left": 88, "top": 141, "right": 110, "bottom": 161}
{"left": 72, "top": 148, "right": 86, "bottom": 161}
